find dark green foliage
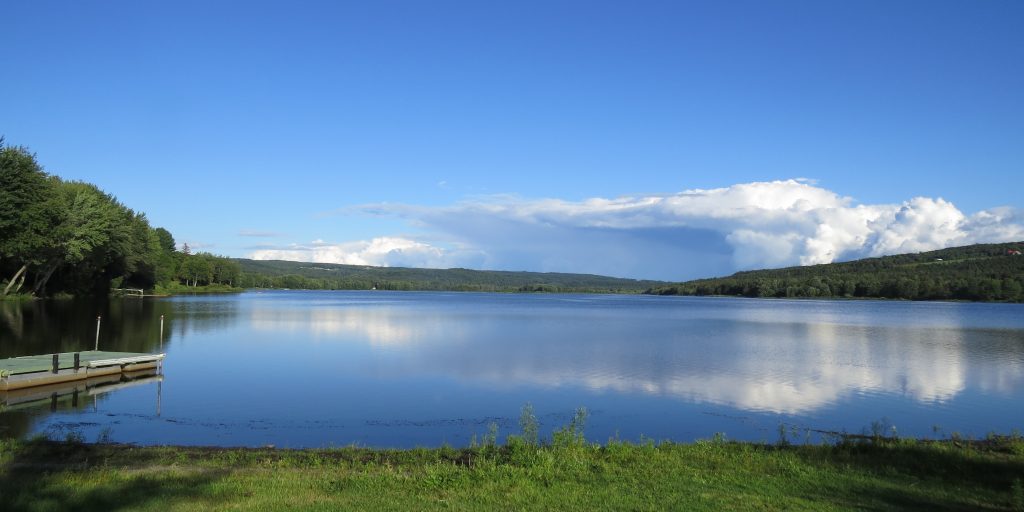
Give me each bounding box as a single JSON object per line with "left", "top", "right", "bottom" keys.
{"left": 551, "top": 407, "right": 588, "bottom": 449}
{"left": 0, "top": 144, "right": 58, "bottom": 266}
{"left": 176, "top": 252, "right": 240, "bottom": 288}
{"left": 0, "top": 141, "right": 235, "bottom": 298}
{"left": 647, "top": 242, "right": 1024, "bottom": 302}
{"left": 234, "top": 259, "right": 664, "bottom": 293}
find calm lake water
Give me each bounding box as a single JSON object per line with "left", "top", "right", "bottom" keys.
{"left": 2, "top": 291, "right": 1023, "bottom": 448}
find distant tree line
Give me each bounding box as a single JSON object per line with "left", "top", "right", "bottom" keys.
{"left": 239, "top": 272, "right": 641, "bottom": 293}
{"left": 647, "top": 242, "right": 1024, "bottom": 302}
{"left": 234, "top": 258, "right": 663, "bottom": 293}
{"left": 1, "top": 140, "right": 240, "bottom": 297}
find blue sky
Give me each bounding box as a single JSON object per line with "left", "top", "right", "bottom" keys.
{"left": 3, "top": 1, "right": 1022, "bottom": 280}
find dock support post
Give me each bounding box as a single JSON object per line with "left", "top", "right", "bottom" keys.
{"left": 74, "top": 353, "right": 80, "bottom": 373}
{"left": 95, "top": 316, "right": 101, "bottom": 351}
{"left": 52, "top": 354, "right": 59, "bottom": 374}
{"left": 159, "top": 315, "right": 164, "bottom": 351}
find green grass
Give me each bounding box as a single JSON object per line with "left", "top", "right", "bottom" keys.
{"left": 2, "top": 433, "right": 1022, "bottom": 511}
{"left": 152, "top": 282, "right": 244, "bottom": 295}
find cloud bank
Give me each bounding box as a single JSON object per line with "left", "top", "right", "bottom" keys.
{"left": 250, "top": 180, "right": 1024, "bottom": 280}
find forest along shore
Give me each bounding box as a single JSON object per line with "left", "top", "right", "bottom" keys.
{"left": 647, "top": 241, "right": 1024, "bottom": 302}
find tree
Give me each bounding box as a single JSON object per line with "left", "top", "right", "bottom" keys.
{"left": 179, "top": 253, "right": 212, "bottom": 287}
{"left": 0, "top": 144, "right": 60, "bottom": 295}
{"left": 31, "top": 181, "right": 123, "bottom": 295}
{"left": 154, "top": 227, "right": 176, "bottom": 253}
{"left": 1, "top": 140, "right": 235, "bottom": 296}
{"left": 151, "top": 227, "right": 179, "bottom": 286}
{"left": 211, "top": 258, "right": 241, "bottom": 286}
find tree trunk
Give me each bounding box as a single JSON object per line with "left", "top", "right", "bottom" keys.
{"left": 13, "top": 271, "right": 26, "bottom": 294}
{"left": 3, "top": 264, "right": 28, "bottom": 296}
{"left": 32, "top": 260, "right": 61, "bottom": 297}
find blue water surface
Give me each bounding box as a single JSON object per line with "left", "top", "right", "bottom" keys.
{"left": 2, "top": 291, "right": 1022, "bottom": 447}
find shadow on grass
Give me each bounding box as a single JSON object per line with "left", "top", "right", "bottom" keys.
{"left": 0, "top": 440, "right": 229, "bottom": 512}
{"left": 791, "top": 441, "right": 1024, "bottom": 511}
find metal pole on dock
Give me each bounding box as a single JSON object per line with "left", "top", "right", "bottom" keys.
{"left": 95, "top": 316, "right": 101, "bottom": 351}
{"left": 159, "top": 315, "right": 164, "bottom": 351}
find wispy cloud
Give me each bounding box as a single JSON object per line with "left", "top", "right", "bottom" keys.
{"left": 250, "top": 180, "right": 1024, "bottom": 280}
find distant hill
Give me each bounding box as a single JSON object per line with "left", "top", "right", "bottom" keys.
{"left": 645, "top": 242, "right": 1024, "bottom": 302}
{"left": 233, "top": 259, "right": 666, "bottom": 293}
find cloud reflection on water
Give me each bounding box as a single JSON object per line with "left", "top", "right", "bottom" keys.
{"left": 243, "top": 297, "right": 1024, "bottom": 414}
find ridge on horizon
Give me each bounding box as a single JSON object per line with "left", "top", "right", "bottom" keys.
{"left": 647, "top": 241, "right": 1024, "bottom": 302}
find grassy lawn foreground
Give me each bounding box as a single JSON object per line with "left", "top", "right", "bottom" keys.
{"left": 1, "top": 433, "right": 1023, "bottom": 511}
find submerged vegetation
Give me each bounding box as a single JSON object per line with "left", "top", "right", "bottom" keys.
{"left": 2, "top": 408, "right": 1023, "bottom": 511}
{"left": 0, "top": 141, "right": 240, "bottom": 299}
{"left": 648, "top": 241, "right": 1024, "bottom": 302}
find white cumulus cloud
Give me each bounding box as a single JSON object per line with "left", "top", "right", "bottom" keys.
{"left": 250, "top": 236, "right": 480, "bottom": 269}
{"left": 253, "top": 180, "right": 1024, "bottom": 280}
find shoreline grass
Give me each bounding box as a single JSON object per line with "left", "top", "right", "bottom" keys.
{"left": 151, "top": 282, "right": 244, "bottom": 295}
{"left": 2, "top": 433, "right": 1022, "bottom": 511}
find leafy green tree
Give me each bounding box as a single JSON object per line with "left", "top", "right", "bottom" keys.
{"left": 0, "top": 144, "right": 60, "bottom": 295}
{"left": 178, "top": 254, "right": 204, "bottom": 287}
{"left": 154, "top": 228, "right": 176, "bottom": 253}
{"left": 1, "top": 140, "right": 234, "bottom": 296}
{"left": 212, "top": 258, "right": 241, "bottom": 286}
{"left": 32, "top": 181, "right": 125, "bottom": 295}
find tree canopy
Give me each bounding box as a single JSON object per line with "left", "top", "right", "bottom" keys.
{"left": 1, "top": 141, "right": 239, "bottom": 297}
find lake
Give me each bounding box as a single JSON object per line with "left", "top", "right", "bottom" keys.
{"left": 2, "top": 291, "right": 1023, "bottom": 448}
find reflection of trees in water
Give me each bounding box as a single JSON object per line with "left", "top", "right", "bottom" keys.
{"left": 0, "top": 410, "right": 34, "bottom": 439}
{"left": 0, "top": 295, "right": 241, "bottom": 441}
{"left": 0, "top": 298, "right": 240, "bottom": 358}
{"left": 0, "top": 302, "right": 25, "bottom": 341}
{"left": 165, "top": 299, "right": 241, "bottom": 339}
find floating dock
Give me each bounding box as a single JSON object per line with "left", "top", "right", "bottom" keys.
{"left": 0, "top": 351, "right": 165, "bottom": 391}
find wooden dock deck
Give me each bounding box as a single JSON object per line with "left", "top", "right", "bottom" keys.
{"left": 0, "top": 351, "right": 165, "bottom": 391}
